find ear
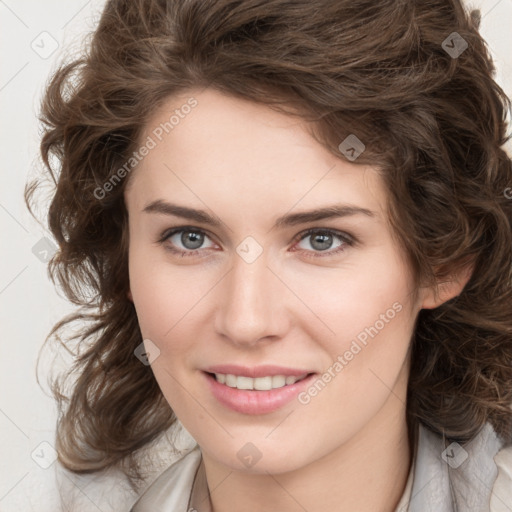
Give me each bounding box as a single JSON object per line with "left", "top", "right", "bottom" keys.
{"left": 420, "top": 261, "right": 474, "bottom": 310}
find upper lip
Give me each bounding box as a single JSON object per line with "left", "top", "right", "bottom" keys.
{"left": 203, "top": 364, "right": 315, "bottom": 378}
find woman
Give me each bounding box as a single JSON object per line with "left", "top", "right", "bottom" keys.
{"left": 25, "top": 0, "right": 512, "bottom": 510}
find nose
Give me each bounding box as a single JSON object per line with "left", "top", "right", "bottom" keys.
{"left": 214, "top": 246, "right": 290, "bottom": 348}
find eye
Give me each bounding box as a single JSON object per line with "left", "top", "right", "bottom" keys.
{"left": 157, "top": 227, "right": 217, "bottom": 257}
{"left": 291, "top": 228, "right": 354, "bottom": 258}
{"left": 157, "top": 226, "right": 354, "bottom": 259}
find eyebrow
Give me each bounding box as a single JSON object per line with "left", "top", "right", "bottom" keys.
{"left": 142, "top": 199, "right": 376, "bottom": 229}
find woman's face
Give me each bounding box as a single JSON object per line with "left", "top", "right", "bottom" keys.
{"left": 124, "top": 87, "right": 425, "bottom": 474}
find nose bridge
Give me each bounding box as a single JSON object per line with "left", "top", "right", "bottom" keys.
{"left": 215, "top": 246, "right": 285, "bottom": 345}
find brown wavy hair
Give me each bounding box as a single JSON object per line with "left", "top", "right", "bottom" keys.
{"left": 25, "top": 0, "right": 512, "bottom": 485}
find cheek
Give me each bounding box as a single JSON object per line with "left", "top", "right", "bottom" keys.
{"left": 321, "top": 270, "right": 414, "bottom": 400}
{"left": 128, "top": 250, "right": 215, "bottom": 352}
{"left": 294, "top": 272, "right": 414, "bottom": 441}
{"left": 284, "top": 250, "right": 414, "bottom": 347}
{"left": 287, "top": 252, "right": 416, "bottom": 411}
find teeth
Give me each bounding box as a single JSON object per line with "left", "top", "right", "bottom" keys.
{"left": 214, "top": 373, "right": 308, "bottom": 390}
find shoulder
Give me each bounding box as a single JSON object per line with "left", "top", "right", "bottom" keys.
{"left": 491, "top": 442, "right": 512, "bottom": 511}
{"left": 409, "top": 422, "right": 512, "bottom": 512}
{"left": 130, "top": 446, "right": 202, "bottom": 512}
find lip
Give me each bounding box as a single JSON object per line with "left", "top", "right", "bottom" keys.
{"left": 203, "top": 364, "right": 314, "bottom": 378}
{"left": 202, "top": 370, "right": 317, "bottom": 415}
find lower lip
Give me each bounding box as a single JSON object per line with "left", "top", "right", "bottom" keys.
{"left": 203, "top": 371, "right": 317, "bottom": 415}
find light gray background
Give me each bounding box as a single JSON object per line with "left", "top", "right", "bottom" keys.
{"left": 1, "top": 0, "right": 511, "bottom": 510}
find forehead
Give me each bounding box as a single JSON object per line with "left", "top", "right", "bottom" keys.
{"left": 125, "top": 88, "right": 387, "bottom": 218}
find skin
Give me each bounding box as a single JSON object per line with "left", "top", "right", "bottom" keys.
{"left": 124, "top": 87, "right": 470, "bottom": 512}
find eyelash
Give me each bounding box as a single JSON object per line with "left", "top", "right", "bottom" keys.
{"left": 156, "top": 226, "right": 355, "bottom": 259}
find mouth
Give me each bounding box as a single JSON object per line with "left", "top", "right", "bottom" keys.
{"left": 202, "top": 370, "right": 317, "bottom": 415}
